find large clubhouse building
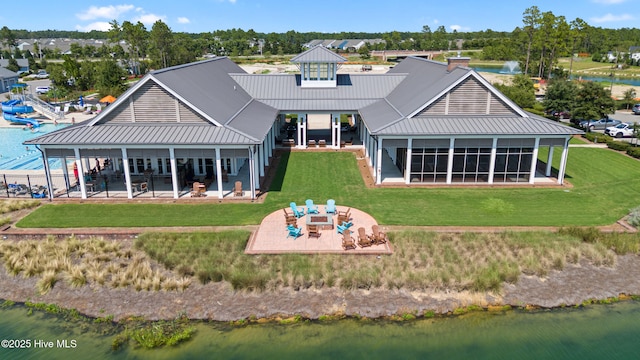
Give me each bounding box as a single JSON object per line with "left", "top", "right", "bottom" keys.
{"left": 28, "top": 46, "right": 581, "bottom": 200}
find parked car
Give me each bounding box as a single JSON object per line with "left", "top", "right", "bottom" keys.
{"left": 551, "top": 110, "right": 571, "bottom": 119}
{"left": 605, "top": 122, "right": 636, "bottom": 138}
{"left": 35, "top": 70, "right": 49, "bottom": 79}
{"left": 35, "top": 86, "right": 51, "bottom": 94}
{"left": 579, "top": 118, "right": 621, "bottom": 131}
{"left": 632, "top": 103, "right": 640, "bottom": 115}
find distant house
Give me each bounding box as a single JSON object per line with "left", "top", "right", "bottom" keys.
{"left": 0, "top": 67, "right": 19, "bottom": 92}
{"left": 0, "top": 59, "right": 29, "bottom": 74}
{"left": 630, "top": 46, "right": 640, "bottom": 62}
{"left": 304, "top": 39, "right": 385, "bottom": 51}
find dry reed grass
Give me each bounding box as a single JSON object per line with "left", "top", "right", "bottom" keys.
{"left": 0, "top": 235, "right": 191, "bottom": 294}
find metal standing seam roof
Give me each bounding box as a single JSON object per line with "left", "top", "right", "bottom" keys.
{"left": 24, "top": 123, "right": 259, "bottom": 146}
{"left": 290, "top": 45, "right": 348, "bottom": 63}
{"left": 230, "top": 73, "right": 407, "bottom": 103}
{"left": 151, "top": 57, "right": 254, "bottom": 127}
{"left": 375, "top": 115, "right": 584, "bottom": 136}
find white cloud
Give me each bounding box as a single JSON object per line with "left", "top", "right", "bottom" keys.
{"left": 133, "top": 13, "right": 167, "bottom": 26}
{"left": 75, "top": 22, "right": 114, "bottom": 32}
{"left": 177, "top": 17, "right": 190, "bottom": 24}
{"left": 76, "top": 5, "right": 135, "bottom": 21}
{"left": 449, "top": 25, "right": 471, "bottom": 32}
{"left": 591, "top": 13, "right": 634, "bottom": 23}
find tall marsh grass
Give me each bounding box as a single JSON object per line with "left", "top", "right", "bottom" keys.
{"left": 0, "top": 235, "right": 189, "bottom": 294}
{"left": 136, "top": 229, "right": 637, "bottom": 293}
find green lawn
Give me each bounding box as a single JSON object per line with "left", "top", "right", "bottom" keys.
{"left": 16, "top": 146, "right": 640, "bottom": 228}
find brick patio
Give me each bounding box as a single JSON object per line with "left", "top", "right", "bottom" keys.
{"left": 245, "top": 205, "right": 393, "bottom": 254}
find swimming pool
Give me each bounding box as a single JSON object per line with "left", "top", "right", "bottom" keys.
{"left": 0, "top": 124, "right": 67, "bottom": 170}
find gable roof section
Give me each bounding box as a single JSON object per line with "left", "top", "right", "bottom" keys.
{"left": 150, "top": 58, "right": 253, "bottom": 126}
{"left": 225, "top": 99, "right": 279, "bottom": 141}
{"left": 290, "top": 45, "right": 347, "bottom": 63}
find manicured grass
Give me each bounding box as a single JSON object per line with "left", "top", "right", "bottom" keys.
{"left": 15, "top": 146, "right": 640, "bottom": 228}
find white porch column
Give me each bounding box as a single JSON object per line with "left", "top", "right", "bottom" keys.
{"left": 215, "top": 148, "right": 223, "bottom": 199}
{"left": 169, "top": 148, "right": 179, "bottom": 199}
{"left": 488, "top": 137, "right": 497, "bottom": 184}
{"left": 375, "top": 137, "right": 383, "bottom": 185}
{"left": 557, "top": 139, "right": 569, "bottom": 185}
{"left": 529, "top": 137, "right": 540, "bottom": 184}
{"left": 546, "top": 146, "right": 554, "bottom": 176}
{"left": 296, "top": 114, "right": 303, "bottom": 148}
{"left": 301, "top": 115, "right": 307, "bottom": 148}
{"left": 267, "top": 126, "right": 273, "bottom": 158}
{"left": 405, "top": 138, "right": 413, "bottom": 184}
{"left": 446, "top": 138, "right": 455, "bottom": 184}
{"left": 335, "top": 114, "right": 341, "bottom": 149}
{"left": 248, "top": 147, "right": 257, "bottom": 199}
{"left": 259, "top": 142, "right": 265, "bottom": 177}
{"left": 331, "top": 113, "right": 336, "bottom": 147}
{"left": 73, "top": 148, "right": 87, "bottom": 199}
{"left": 121, "top": 148, "right": 133, "bottom": 199}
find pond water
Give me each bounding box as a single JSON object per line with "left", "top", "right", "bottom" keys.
{"left": 1, "top": 300, "right": 639, "bottom": 359}
{"left": 474, "top": 67, "right": 640, "bottom": 87}
{"left": 0, "top": 124, "right": 67, "bottom": 170}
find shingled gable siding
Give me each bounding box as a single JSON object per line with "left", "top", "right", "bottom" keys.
{"left": 96, "top": 81, "right": 210, "bottom": 124}
{"left": 417, "top": 77, "right": 517, "bottom": 116}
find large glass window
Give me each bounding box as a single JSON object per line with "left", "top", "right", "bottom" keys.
{"left": 492, "top": 147, "right": 533, "bottom": 183}
{"left": 410, "top": 148, "right": 449, "bottom": 183}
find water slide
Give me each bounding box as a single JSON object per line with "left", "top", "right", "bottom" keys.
{"left": 1, "top": 100, "right": 40, "bottom": 128}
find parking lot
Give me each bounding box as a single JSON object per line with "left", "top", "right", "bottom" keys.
{"left": 582, "top": 110, "right": 640, "bottom": 143}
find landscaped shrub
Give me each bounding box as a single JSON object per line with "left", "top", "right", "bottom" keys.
{"left": 607, "top": 140, "right": 630, "bottom": 151}
{"left": 582, "top": 132, "right": 612, "bottom": 144}
{"left": 627, "top": 147, "right": 640, "bottom": 159}
{"left": 627, "top": 206, "right": 640, "bottom": 228}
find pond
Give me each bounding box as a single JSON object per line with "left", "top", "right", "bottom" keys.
{"left": 474, "top": 67, "right": 640, "bottom": 87}
{"left": 1, "top": 300, "right": 639, "bottom": 359}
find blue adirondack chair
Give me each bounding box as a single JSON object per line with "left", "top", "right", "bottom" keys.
{"left": 337, "top": 221, "right": 353, "bottom": 234}
{"left": 290, "top": 202, "right": 305, "bottom": 218}
{"left": 305, "top": 199, "right": 319, "bottom": 214}
{"left": 326, "top": 199, "right": 336, "bottom": 214}
{"left": 287, "top": 224, "right": 302, "bottom": 239}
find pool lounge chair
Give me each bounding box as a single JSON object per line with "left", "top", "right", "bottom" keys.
{"left": 325, "top": 199, "right": 336, "bottom": 214}
{"left": 290, "top": 202, "right": 305, "bottom": 218}
{"left": 341, "top": 229, "right": 357, "bottom": 250}
{"left": 305, "top": 199, "right": 319, "bottom": 214}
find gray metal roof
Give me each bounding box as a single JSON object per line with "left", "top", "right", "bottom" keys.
{"left": 25, "top": 123, "right": 259, "bottom": 146}
{"left": 358, "top": 99, "right": 404, "bottom": 132}
{"left": 290, "top": 45, "right": 347, "bottom": 63}
{"left": 225, "top": 100, "right": 279, "bottom": 141}
{"left": 151, "top": 57, "right": 253, "bottom": 125}
{"left": 386, "top": 57, "right": 467, "bottom": 117}
{"left": 230, "top": 73, "right": 406, "bottom": 107}
{"left": 0, "top": 67, "right": 18, "bottom": 78}
{"left": 375, "top": 114, "right": 583, "bottom": 136}
{"left": 258, "top": 99, "right": 379, "bottom": 112}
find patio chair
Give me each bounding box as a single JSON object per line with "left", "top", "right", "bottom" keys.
{"left": 337, "top": 220, "right": 353, "bottom": 234}
{"left": 290, "top": 202, "right": 305, "bottom": 218}
{"left": 371, "top": 225, "right": 388, "bottom": 245}
{"left": 357, "top": 227, "right": 374, "bottom": 248}
{"left": 305, "top": 199, "right": 319, "bottom": 214}
{"left": 190, "top": 182, "right": 203, "bottom": 197}
{"left": 318, "top": 139, "right": 326, "bottom": 147}
{"left": 307, "top": 224, "right": 321, "bottom": 238}
{"left": 234, "top": 181, "right": 243, "bottom": 197}
{"left": 287, "top": 224, "right": 302, "bottom": 239}
{"left": 342, "top": 229, "right": 357, "bottom": 250}
{"left": 283, "top": 209, "right": 297, "bottom": 226}
{"left": 337, "top": 208, "right": 351, "bottom": 225}
{"left": 140, "top": 182, "right": 148, "bottom": 193}
{"left": 325, "top": 199, "right": 336, "bottom": 214}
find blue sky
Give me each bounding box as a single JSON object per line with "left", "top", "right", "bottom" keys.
{"left": 1, "top": 0, "right": 637, "bottom": 34}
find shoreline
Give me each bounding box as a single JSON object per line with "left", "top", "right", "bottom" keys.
{"left": 0, "top": 250, "right": 638, "bottom": 322}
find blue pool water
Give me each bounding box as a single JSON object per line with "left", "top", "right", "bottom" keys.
{"left": 0, "top": 124, "right": 67, "bottom": 170}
